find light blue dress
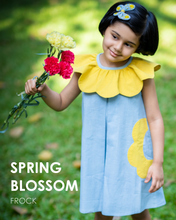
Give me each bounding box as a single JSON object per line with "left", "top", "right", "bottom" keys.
{"left": 74, "top": 54, "right": 166, "bottom": 216}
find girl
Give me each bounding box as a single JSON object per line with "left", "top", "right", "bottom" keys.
{"left": 25, "top": 1, "right": 166, "bottom": 220}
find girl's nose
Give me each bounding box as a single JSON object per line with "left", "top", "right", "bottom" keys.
{"left": 115, "top": 41, "right": 123, "bottom": 52}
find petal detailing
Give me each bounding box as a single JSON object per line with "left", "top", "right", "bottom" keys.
{"left": 73, "top": 54, "right": 160, "bottom": 98}
{"left": 127, "top": 118, "right": 153, "bottom": 179}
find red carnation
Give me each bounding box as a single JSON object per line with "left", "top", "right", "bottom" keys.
{"left": 44, "top": 56, "right": 58, "bottom": 65}
{"left": 61, "top": 50, "right": 75, "bottom": 64}
{"left": 44, "top": 56, "right": 60, "bottom": 76}
{"left": 60, "top": 61, "right": 73, "bottom": 79}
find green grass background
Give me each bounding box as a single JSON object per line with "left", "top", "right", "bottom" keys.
{"left": 0, "top": 0, "right": 176, "bottom": 219}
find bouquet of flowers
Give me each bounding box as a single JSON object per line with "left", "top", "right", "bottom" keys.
{"left": 0, "top": 31, "right": 76, "bottom": 134}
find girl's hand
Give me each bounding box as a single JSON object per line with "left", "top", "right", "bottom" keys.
{"left": 144, "top": 162, "right": 164, "bottom": 193}
{"left": 25, "top": 79, "right": 46, "bottom": 95}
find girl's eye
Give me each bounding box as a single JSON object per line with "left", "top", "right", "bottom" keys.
{"left": 112, "top": 35, "right": 118, "bottom": 39}
{"left": 125, "top": 43, "right": 132, "bottom": 47}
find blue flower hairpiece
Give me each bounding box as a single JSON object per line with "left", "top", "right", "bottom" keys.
{"left": 113, "top": 4, "right": 135, "bottom": 20}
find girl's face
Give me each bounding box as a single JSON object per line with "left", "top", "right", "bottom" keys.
{"left": 101, "top": 21, "right": 140, "bottom": 68}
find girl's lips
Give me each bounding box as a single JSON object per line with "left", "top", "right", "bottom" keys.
{"left": 109, "top": 49, "right": 120, "bottom": 57}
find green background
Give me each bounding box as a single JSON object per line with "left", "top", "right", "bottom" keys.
{"left": 0, "top": 0, "right": 176, "bottom": 219}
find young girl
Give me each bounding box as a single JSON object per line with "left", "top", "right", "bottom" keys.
{"left": 25, "top": 1, "right": 166, "bottom": 219}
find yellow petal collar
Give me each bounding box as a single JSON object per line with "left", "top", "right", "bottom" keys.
{"left": 73, "top": 54, "right": 160, "bottom": 98}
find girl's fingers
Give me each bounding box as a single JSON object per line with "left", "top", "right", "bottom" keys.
{"left": 25, "top": 81, "right": 30, "bottom": 94}
{"left": 156, "top": 181, "right": 161, "bottom": 191}
{"left": 152, "top": 181, "right": 158, "bottom": 193}
{"left": 25, "top": 79, "right": 38, "bottom": 95}
{"left": 149, "top": 179, "right": 156, "bottom": 193}
{"left": 25, "top": 79, "right": 45, "bottom": 95}
{"left": 37, "top": 83, "right": 45, "bottom": 92}
{"left": 149, "top": 179, "right": 163, "bottom": 193}
{"left": 31, "top": 79, "right": 37, "bottom": 92}
{"left": 153, "top": 181, "right": 161, "bottom": 193}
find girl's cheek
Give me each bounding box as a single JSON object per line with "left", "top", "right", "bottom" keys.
{"left": 104, "top": 38, "right": 111, "bottom": 45}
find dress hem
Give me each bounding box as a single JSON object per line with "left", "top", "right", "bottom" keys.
{"left": 79, "top": 201, "right": 166, "bottom": 216}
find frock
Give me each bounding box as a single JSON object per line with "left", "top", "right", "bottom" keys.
{"left": 73, "top": 53, "right": 166, "bottom": 216}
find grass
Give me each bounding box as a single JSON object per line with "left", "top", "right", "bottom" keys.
{"left": 0, "top": 0, "right": 176, "bottom": 219}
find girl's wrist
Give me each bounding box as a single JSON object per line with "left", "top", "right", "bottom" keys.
{"left": 152, "top": 160, "right": 163, "bottom": 166}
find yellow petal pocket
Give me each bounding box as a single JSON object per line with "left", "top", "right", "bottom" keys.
{"left": 127, "top": 118, "right": 153, "bottom": 179}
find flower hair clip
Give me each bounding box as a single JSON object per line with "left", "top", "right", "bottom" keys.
{"left": 113, "top": 4, "right": 135, "bottom": 20}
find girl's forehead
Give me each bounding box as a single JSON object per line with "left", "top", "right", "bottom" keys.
{"left": 109, "top": 21, "right": 131, "bottom": 32}
{"left": 108, "top": 22, "right": 140, "bottom": 43}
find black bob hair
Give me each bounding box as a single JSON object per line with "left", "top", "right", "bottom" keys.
{"left": 99, "top": 1, "right": 159, "bottom": 55}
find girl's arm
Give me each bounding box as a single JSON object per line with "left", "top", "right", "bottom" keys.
{"left": 142, "top": 78, "right": 164, "bottom": 193}
{"left": 25, "top": 72, "right": 81, "bottom": 111}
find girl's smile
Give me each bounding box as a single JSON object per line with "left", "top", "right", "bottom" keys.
{"left": 100, "top": 22, "right": 140, "bottom": 68}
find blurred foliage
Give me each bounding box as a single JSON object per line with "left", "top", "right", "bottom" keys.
{"left": 0, "top": 0, "right": 176, "bottom": 219}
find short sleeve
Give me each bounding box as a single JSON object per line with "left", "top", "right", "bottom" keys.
{"left": 73, "top": 54, "right": 97, "bottom": 74}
